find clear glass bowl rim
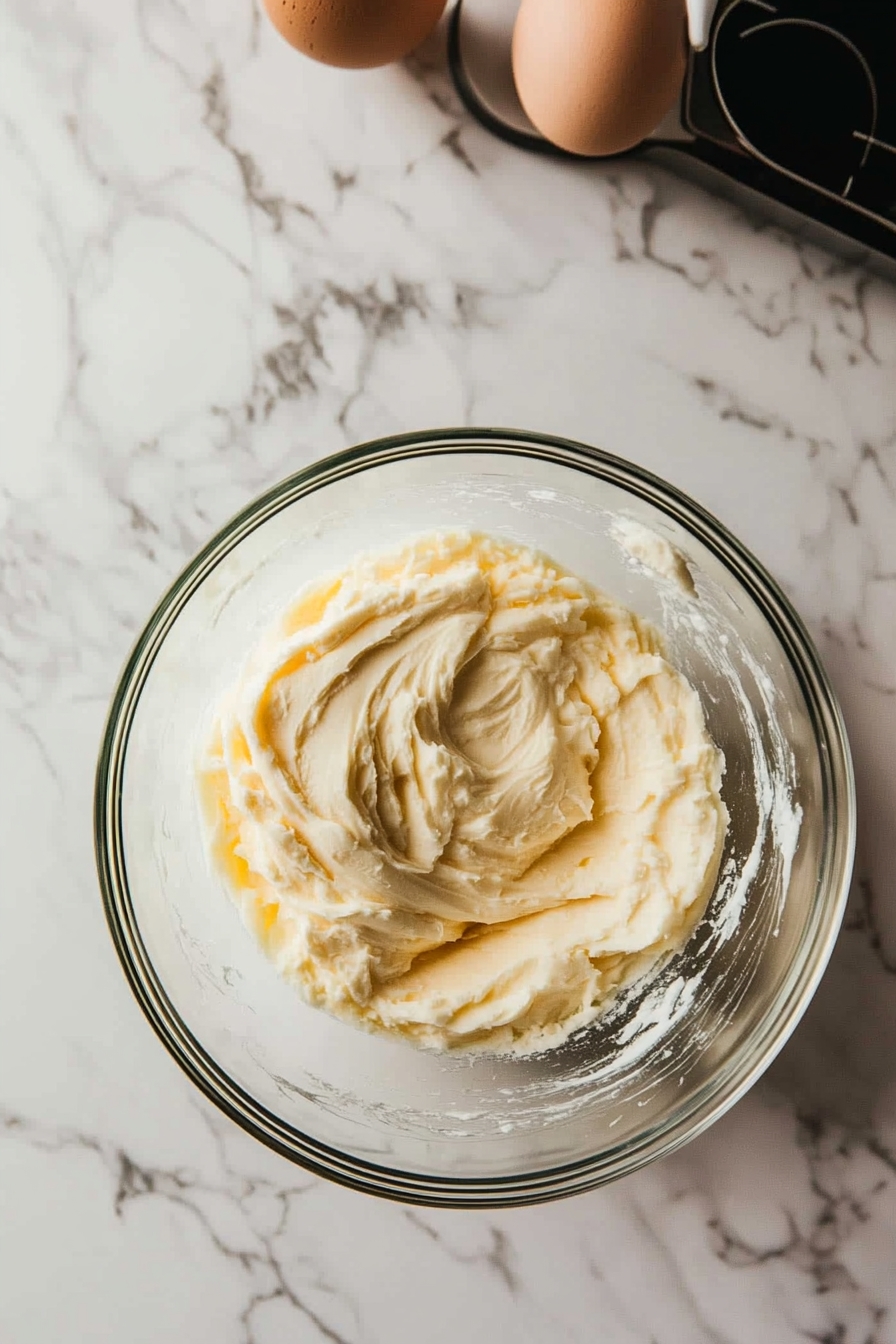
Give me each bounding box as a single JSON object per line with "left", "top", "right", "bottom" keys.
{"left": 95, "top": 427, "right": 856, "bottom": 1208}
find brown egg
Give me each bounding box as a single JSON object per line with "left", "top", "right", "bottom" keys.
{"left": 512, "top": 0, "right": 687, "bottom": 157}
{"left": 263, "top": 0, "right": 447, "bottom": 70}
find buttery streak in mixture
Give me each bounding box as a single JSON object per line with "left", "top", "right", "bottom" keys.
{"left": 198, "top": 532, "right": 728, "bottom": 1054}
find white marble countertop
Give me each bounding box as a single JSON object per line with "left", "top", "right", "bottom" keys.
{"left": 3, "top": 2, "right": 896, "bottom": 1340}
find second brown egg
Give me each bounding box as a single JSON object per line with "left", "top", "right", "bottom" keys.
{"left": 512, "top": 0, "right": 688, "bottom": 157}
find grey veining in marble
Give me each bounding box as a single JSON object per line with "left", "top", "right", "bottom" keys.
{"left": 1, "top": 1, "right": 895, "bottom": 1340}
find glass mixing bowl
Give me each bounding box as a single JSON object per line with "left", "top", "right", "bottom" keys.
{"left": 95, "top": 429, "right": 855, "bottom": 1207}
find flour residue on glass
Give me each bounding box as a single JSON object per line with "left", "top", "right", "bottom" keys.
{"left": 613, "top": 516, "right": 697, "bottom": 596}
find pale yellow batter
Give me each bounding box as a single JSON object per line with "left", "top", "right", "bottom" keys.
{"left": 198, "top": 532, "right": 728, "bottom": 1054}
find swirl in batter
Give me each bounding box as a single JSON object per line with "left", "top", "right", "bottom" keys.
{"left": 198, "top": 532, "right": 728, "bottom": 1053}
